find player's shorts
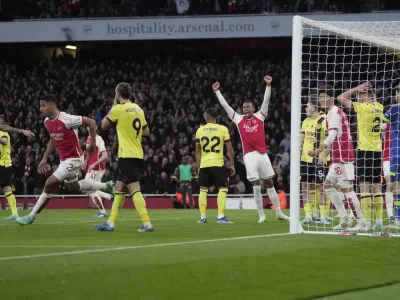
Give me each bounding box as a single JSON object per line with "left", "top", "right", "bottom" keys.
{"left": 118, "top": 158, "right": 144, "bottom": 184}
{"left": 85, "top": 170, "right": 105, "bottom": 182}
{"left": 300, "top": 162, "right": 328, "bottom": 184}
{"left": 53, "top": 157, "right": 83, "bottom": 183}
{"left": 199, "top": 166, "right": 227, "bottom": 188}
{"left": 326, "top": 163, "right": 355, "bottom": 189}
{"left": 383, "top": 160, "right": 390, "bottom": 178}
{"left": 243, "top": 151, "right": 275, "bottom": 182}
{"left": 0, "top": 166, "right": 13, "bottom": 188}
{"left": 390, "top": 155, "right": 400, "bottom": 183}
{"left": 356, "top": 150, "right": 382, "bottom": 183}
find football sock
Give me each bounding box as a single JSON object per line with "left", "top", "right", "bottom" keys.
{"left": 5, "top": 191, "right": 18, "bottom": 215}
{"left": 324, "top": 195, "right": 331, "bottom": 219}
{"left": 304, "top": 202, "right": 312, "bottom": 219}
{"left": 374, "top": 193, "right": 384, "bottom": 224}
{"left": 330, "top": 191, "right": 347, "bottom": 218}
{"left": 199, "top": 188, "right": 208, "bottom": 219}
{"left": 386, "top": 191, "right": 394, "bottom": 218}
{"left": 29, "top": 193, "right": 53, "bottom": 218}
{"left": 78, "top": 179, "right": 107, "bottom": 192}
{"left": 394, "top": 195, "right": 400, "bottom": 222}
{"left": 90, "top": 192, "right": 106, "bottom": 214}
{"left": 217, "top": 188, "right": 228, "bottom": 219}
{"left": 345, "top": 191, "right": 364, "bottom": 221}
{"left": 107, "top": 192, "right": 125, "bottom": 226}
{"left": 253, "top": 185, "right": 264, "bottom": 218}
{"left": 96, "top": 190, "right": 112, "bottom": 201}
{"left": 267, "top": 187, "right": 282, "bottom": 215}
{"left": 309, "top": 190, "right": 318, "bottom": 219}
{"left": 360, "top": 193, "right": 372, "bottom": 223}
{"left": 132, "top": 191, "right": 151, "bottom": 226}
{"left": 317, "top": 190, "right": 325, "bottom": 218}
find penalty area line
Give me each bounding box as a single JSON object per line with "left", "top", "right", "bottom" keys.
{"left": 0, "top": 232, "right": 291, "bottom": 261}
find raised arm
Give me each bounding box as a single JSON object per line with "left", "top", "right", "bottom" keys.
{"left": 259, "top": 76, "right": 272, "bottom": 117}
{"left": 212, "top": 82, "right": 235, "bottom": 119}
{"left": 337, "top": 82, "right": 371, "bottom": 108}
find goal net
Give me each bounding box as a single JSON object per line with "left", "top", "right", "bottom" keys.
{"left": 290, "top": 16, "right": 400, "bottom": 236}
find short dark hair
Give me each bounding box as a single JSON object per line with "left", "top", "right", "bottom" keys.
{"left": 318, "top": 84, "right": 335, "bottom": 98}
{"left": 116, "top": 82, "right": 132, "bottom": 99}
{"left": 244, "top": 100, "right": 256, "bottom": 109}
{"left": 205, "top": 108, "right": 217, "bottom": 118}
{"left": 41, "top": 94, "right": 58, "bottom": 105}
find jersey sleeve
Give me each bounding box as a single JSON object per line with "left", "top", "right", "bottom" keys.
{"left": 107, "top": 105, "right": 121, "bottom": 124}
{"left": 222, "top": 126, "right": 230, "bottom": 142}
{"left": 231, "top": 112, "right": 243, "bottom": 124}
{"left": 140, "top": 110, "right": 148, "bottom": 129}
{"left": 96, "top": 136, "right": 106, "bottom": 153}
{"left": 63, "top": 113, "right": 83, "bottom": 129}
{"left": 327, "top": 110, "right": 340, "bottom": 131}
{"left": 195, "top": 128, "right": 201, "bottom": 143}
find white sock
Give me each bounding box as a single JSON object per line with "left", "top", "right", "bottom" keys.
{"left": 78, "top": 179, "right": 108, "bottom": 192}
{"left": 90, "top": 192, "right": 106, "bottom": 214}
{"left": 330, "top": 191, "right": 347, "bottom": 218}
{"left": 201, "top": 212, "right": 206, "bottom": 219}
{"left": 386, "top": 191, "right": 394, "bottom": 217}
{"left": 106, "top": 220, "right": 115, "bottom": 227}
{"left": 253, "top": 185, "right": 265, "bottom": 218}
{"left": 96, "top": 190, "right": 112, "bottom": 200}
{"left": 344, "top": 191, "right": 364, "bottom": 221}
{"left": 29, "top": 193, "right": 53, "bottom": 218}
{"left": 376, "top": 218, "right": 383, "bottom": 225}
{"left": 267, "top": 187, "right": 282, "bottom": 215}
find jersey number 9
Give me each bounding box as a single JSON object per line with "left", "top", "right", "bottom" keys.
{"left": 132, "top": 118, "right": 141, "bottom": 138}
{"left": 201, "top": 136, "right": 221, "bottom": 153}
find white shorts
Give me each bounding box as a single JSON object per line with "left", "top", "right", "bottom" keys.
{"left": 243, "top": 151, "right": 275, "bottom": 182}
{"left": 85, "top": 170, "right": 105, "bottom": 182}
{"left": 383, "top": 160, "right": 390, "bottom": 178}
{"left": 53, "top": 157, "right": 84, "bottom": 183}
{"left": 326, "top": 163, "right": 355, "bottom": 189}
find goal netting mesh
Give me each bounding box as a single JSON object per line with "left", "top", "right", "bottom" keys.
{"left": 291, "top": 17, "right": 400, "bottom": 236}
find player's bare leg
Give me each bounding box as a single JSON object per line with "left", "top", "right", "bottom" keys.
{"left": 262, "top": 178, "right": 289, "bottom": 221}
{"left": 301, "top": 182, "right": 313, "bottom": 225}
{"left": 385, "top": 176, "right": 394, "bottom": 223}
{"left": 16, "top": 175, "right": 60, "bottom": 225}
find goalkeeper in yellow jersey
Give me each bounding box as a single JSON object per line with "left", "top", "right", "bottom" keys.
{"left": 195, "top": 108, "right": 235, "bottom": 224}
{"left": 338, "top": 82, "right": 388, "bottom": 230}
{"left": 300, "top": 97, "right": 331, "bottom": 225}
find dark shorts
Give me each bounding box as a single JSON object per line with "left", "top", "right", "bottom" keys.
{"left": 300, "top": 162, "right": 328, "bottom": 184}
{"left": 0, "top": 166, "right": 12, "bottom": 188}
{"left": 199, "top": 166, "right": 227, "bottom": 188}
{"left": 356, "top": 150, "right": 382, "bottom": 183}
{"left": 118, "top": 158, "right": 144, "bottom": 185}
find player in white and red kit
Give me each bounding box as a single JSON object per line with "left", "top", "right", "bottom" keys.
{"left": 382, "top": 122, "right": 394, "bottom": 222}
{"left": 309, "top": 85, "right": 366, "bottom": 231}
{"left": 17, "top": 94, "right": 114, "bottom": 225}
{"left": 84, "top": 133, "right": 113, "bottom": 218}
{"left": 213, "top": 76, "right": 289, "bottom": 222}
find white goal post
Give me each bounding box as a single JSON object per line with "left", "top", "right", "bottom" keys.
{"left": 290, "top": 16, "right": 400, "bottom": 236}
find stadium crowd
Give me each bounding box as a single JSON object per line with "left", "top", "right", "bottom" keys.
{"left": 0, "top": 42, "right": 291, "bottom": 195}
{"left": 0, "top": 0, "right": 397, "bottom": 20}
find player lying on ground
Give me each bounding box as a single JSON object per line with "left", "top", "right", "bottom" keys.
{"left": 16, "top": 94, "right": 114, "bottom": 225}
{"left": 0, "top": 116, "right": 35, "bottom": 220}
{"left": 310, "top": 85, "right": 366, "bottom": 231}
{"left": 195, "top": 108, "right": 235, "bottom": 224}
{"left": 83, "top": 130, "right": 113, "bottom": 218}
{"left": 338, "top": 82, "right": 387, "bottom": 230}
{"left": 383, "top": 85, "right": 400, "bottom": 228}
{"left": 95, "top": 82, "right": 153, "bottom": 232}
{"left": 300, "top": 97, "right": 331, "bottom": 225}
{"left": 213, "top": 76, "right": 289, "bottom": 222}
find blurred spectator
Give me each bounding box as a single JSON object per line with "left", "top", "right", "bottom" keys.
{"left": 231, "top": 174, "right": 246, "bottom": 194}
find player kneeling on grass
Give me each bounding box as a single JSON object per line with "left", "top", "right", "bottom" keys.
{"left": 16, "top": 95, "right": 115, "bottom": 226}
{"left": 195, "top": 108, "right": 235, "bottom": 224}
{"left": 83, "top": 129, "right": 113, "bottom": 218}
{"left": 309, "top": 85, "right": 366, "bottom": 231}
{"left": 300, "top": 97, "right": 331, "bottom": 225}
{"left": 213, "top": 76, "right": 289, "bottom": 223}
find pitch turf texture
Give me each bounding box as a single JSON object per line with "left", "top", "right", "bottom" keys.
{"left": 1, "top": 209, "right": 400, "bottom": 300}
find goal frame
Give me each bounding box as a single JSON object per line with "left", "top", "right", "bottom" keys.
{"left": 289, "top": 16, "right": 400, "bottom": 236}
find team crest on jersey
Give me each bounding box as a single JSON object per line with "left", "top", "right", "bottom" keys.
{"left": 252, "top": 119, "right": 256, "bottom": 124}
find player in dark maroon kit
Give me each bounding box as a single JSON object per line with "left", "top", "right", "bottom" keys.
{"left": 17, "top": 94, "right": 114, "bottom": 225}
{"left": 213, "top": 76, "right": 289, "bottom": 223}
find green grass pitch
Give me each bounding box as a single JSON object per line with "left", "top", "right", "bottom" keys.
{"left": 1, "top": 209, "right": 400, "bottom": 300}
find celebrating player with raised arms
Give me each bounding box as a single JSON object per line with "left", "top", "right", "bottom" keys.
{"left": 310, "top": 85, "right": 366, "bottom": 231}
{"left": 338, "top": 82, "right": 387, "bottom": 230}
{"left": 213, "top": 76, "right": 289, "bottom": 223}
{"left": 16, "top": 94, "right": 114, "bottom": 225}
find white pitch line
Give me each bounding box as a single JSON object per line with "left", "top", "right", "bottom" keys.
{"left": 0, "top": 245, "right": 127, "bottom": 248}
{"left": 0, "top": 233, "right": 291, "bottom": 261}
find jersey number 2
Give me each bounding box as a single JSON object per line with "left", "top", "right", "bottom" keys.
{"left": 371, "top": 117, "right": 381, "bottom": 133}
{"left": 132, "top": 118, "right": 141, "bottom": 138}
{"left": 201, "top": 136, "right": 221, "bottom": 153}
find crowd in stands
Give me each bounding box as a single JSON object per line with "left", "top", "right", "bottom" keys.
{"left": 0, "top": 41, "right": 291, "bottom": 195}
{"left": 0, "top": 0, "right": 397, "bottom": 20}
